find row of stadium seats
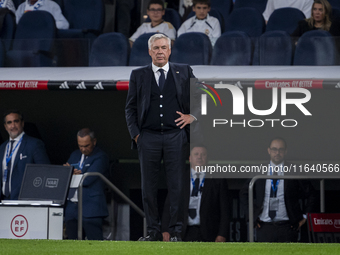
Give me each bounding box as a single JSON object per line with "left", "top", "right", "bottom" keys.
{"left": 90, "top": 31, "right": 339, "bottom": 66}
{"left": 0, "top": 25, "right": 338, "bottom": 67}
{"left": 1, "top": 1, "right": 340, "bottom": 67}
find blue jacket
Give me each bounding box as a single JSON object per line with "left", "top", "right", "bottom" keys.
{"left": 0, "top": 134, "right": 50, "bottom": 199}
{"left": 65, "top": 146, "right": 109, "bottom": 220}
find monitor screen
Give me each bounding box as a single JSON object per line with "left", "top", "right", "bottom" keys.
{"left": 19, "top": 164, "right": 73, "bottom": 205}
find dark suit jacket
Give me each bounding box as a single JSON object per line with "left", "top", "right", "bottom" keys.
{"left": 0, "top": 133, "right": 50, "bottom": 200}
{"left": 125, "top": 62, "right": 195, "bottom": 149}
{"left": 64, "top": 146, "right": 109, "bottom": 220}
{"left": 162, "top": 170, "right": 230, "bottom": 241}
{"left": 239, "top": 162, "right": 317, "bottom": 226}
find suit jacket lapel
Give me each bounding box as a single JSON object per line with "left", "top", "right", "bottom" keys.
{"left": 140, "top": 64, "right": 153, "bottom": 123}
{"left": 169, "top": 62, "right": 183, "bottom": 107}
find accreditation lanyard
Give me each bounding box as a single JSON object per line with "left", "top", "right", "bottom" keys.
{"left": 269, "top": 164, "right": 280, "bottom": 194}
{"left": 191, "top": 172, "right": 205, "bottom": 194}
{"left": 78, "top": 154, "right": 85, "bottom": 170}
{"left": 3, "top": 137, "right": 23, "bottom": 181}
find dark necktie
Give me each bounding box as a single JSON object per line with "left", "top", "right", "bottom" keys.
{"left": 269, "top": 171, "right": 278, "bottom": 220}
{"left": 189, "top": 175, "right": 200, "bottom": 219}
{"left": 191, "top": 176, "right": 199, "bottom": 196}
{"left": 158, "top": 68, "right": 165, "bottom": 91}
{"left": 4, "top": 140, "right": 15, "bottom": 198}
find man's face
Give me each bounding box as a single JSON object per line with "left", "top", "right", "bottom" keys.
{"left": 4, "top": 113, "right": 24, "bottom": 139}
{"left": 189, "top": 146, "right": 208, "bottom": 170}
{"left": 267, "top": 139, "right": 287, "bottom": 165}
{"left": 147, "top": 3, "right": 165, "bottom": 23}
{"left": 192, "top": 3, "right": 210, "bottom": 20}
{"left": 149, "top": 38, "right": 171, "bottom": 67}
{"left": 77, "top": 135, "right": 96, "bottom": 156}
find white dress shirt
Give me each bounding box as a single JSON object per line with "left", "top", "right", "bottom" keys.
{"left": 2, "top": 132, "right": 24, "bottom": 195}
{"left": 188, "top": 168, "right": 205, "bottom": 226}
{"left": 259, "top": 161, "right": 289, "bottom": 222}
{"left": 152, "top": 62, "right": 169, "bottom": 86}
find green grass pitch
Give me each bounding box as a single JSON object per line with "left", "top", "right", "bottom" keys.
{"left": 0, "top": 240, "right": 339, "bottom": 255}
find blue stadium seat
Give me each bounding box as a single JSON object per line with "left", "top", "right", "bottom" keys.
{"left": 0, "top": 11, "right": 16, "bottom": 51}
{"left": 234, "top": 0, "right": 268, "bottom": 14}
{"left": 211, "top": 31, "right": 252, "bottom": 65}
{"left": 293, "top": 30, "right": 337, "bottom": 65}
{"left": 89, "top": 32, "right": 129, "bottom": 66}
{"left": 225, "top": 7, "right": 265, "bottom": 65}
{"left": 163, "top": 8, "right": 182, "bottom": 31}
{"left": 328, "top": 0, "right": 340, "bottom": 10}
{"left": 225, "top": 7, "right": 265, "bottom": 37}
{"left": 266, "top": 8, "right": 305, "bottom": 35}
{"left": 211, "top": 0, "right": 233, "bottom": 29}
{"left": 332, "top": 8, "right": 340, "bottom": 21}
{"left": 260, "top": 31, "right": 292, "bottom": 65}
{"left": 58, "top": 0, "right": 104, "bottom": 39}
{"left": 129, "top": 32, "right": 155, "bottom": 66}
{"left": 171, "top": 32, "right": 212, "bottom": 65}
{"left": 6, "top": 11, "right": 56, "bottom": 67}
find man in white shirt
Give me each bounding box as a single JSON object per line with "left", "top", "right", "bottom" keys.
{"left": 240, "top": 137, "right": 316, "bottom": 242}
{"left": 16, "top": 0, "right": 69, "bottom": 29}
{"left": 162, "top": 145, "right": 230, "bottom": 242}
{"left": 0, "top": 110, "right": 50, "bottom": 200}
{"left": 130, "top": 0, "right": 176, "bottom": 47}
{"left": 177, "top": 0, "right": 221, "bottom": 46}
{"left": 263, "top": 0, "right": 314, "bottom": 22}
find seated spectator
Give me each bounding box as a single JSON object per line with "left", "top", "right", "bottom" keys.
{"left": 177, "top": 0, "right": 221, "bottom": 46}
{"left": 263, "top": 0, "right": 314, "bottom": 23}
{"left": 292, "top": 0, "right": 340, "bottom": 37}
{"left": 16, "top": 0, "right": 69, "bottom": 29}
{"left": 0, "top": 0, "right": 15, "bottom": 14}
{"left": 129, "top": 0, "right": 176, "bottom": 47}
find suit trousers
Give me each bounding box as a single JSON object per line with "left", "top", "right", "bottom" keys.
{"left": 183, "top": 225, "right": 203, "bottom": 242}
{"left": 65, "top": 202, "right": 104, "bottom": 240}
{"left": 137, "top": 129, "right": 188, "bottom": 234}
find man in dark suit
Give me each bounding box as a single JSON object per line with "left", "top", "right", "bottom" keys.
{"left": 64, "top": 128, "right": 109, "bottom": 240}
{"left": 125, "top": 33, "right": 196, "bottom": 241}
{"left": 240, "top": 137, "right": 316, "bottom": 242}
{"left": 0, "top": 109, "right": 50, "bottom": 200}
{"left": 162, "top": 145, "right": 230, "bottom": 242}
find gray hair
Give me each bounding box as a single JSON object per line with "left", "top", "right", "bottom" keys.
{"left": 148, "top": 33, "right": 171, "bottom": 50}
{"left": 77, "top": 128, "right": 96, "bottom": 140}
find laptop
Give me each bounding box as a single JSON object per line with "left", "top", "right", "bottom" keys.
{"left": 1, "top": 164, "right": 73, "bottom": 206}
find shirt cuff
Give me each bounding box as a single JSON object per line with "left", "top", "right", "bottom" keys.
{"left": 190, "top": 114, "right": 197, "bottom": 121}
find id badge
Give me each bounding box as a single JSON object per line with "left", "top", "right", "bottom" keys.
{"left": 189, "top": 196, "right": 199, "bottom": 209}
{"left": 269, "top": 197, "right": 279, "bottom": 211}
{"left": 3, "top": 168, "right": 7, "bottom": 182}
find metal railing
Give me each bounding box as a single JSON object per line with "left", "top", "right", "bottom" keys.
{"left": 248, "top": 175, "right": 337, "bottom": 242}
{"left": 77, "top": 172, "right": 146, "bottom": 240}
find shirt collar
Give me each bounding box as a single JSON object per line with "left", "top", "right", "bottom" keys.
{"left": 195, "top": 14, "right": 209, "bottom": 21}
{"left": 152, "top": 62, "right": 169, "bottom": 74}
{"left": 191, "top": 167, "right": 205, "bottom": 179}
{"left": 10, "top": 131, "right": 25, "bottom": 142}
{"left": 269, "top": 161, "right": 285, "bottom": 176}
